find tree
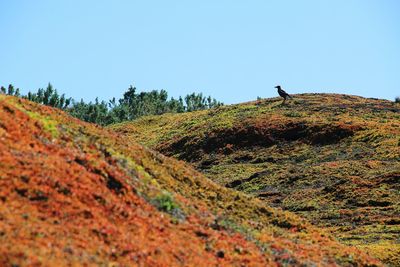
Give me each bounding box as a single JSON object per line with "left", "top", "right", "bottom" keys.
{"left": 7, "top": 84, "right": 15, "bottom": 96}
{"left": 184, "top": 92, "right": 222, "bottom": 112}
{"left": 25, "top": 83, "right": 72, "bottom": 109}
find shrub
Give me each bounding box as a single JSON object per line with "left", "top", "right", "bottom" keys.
{"left": 153, "top": 191, "right": 179, "bottom": 212}
{"left": 152, "top": 191, "right": 186, "bottom": 220}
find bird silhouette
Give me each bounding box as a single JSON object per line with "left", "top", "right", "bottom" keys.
{"left": 275, "top": 85, "right": 292, "bottom": 104}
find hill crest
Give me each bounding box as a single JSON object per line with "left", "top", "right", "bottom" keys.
{"left": 111, "top": 93, "right": 400, "bottom": 265}
{"left": 0, "top": 94, "right": 384, "bottom": 265}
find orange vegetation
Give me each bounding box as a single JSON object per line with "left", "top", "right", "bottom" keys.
{"left": 0, "top": 95, "right": 381, "bottom": 266}
{"left": 112, "top": 94, "right": 399, "bottom": 265}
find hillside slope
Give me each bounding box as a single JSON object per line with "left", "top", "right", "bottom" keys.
{"left": 0, "top": 95, "right": 383, "bottom": 266}
{"left": 111, "top": 93, "right": 400, "bottom": 265}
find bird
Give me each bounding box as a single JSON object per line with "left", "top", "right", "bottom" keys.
{"left": 275, "top": 85, "right": 292, "bottom": 104}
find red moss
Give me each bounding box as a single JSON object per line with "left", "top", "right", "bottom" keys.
{"left": 0, "top": 96, "right": 382, "bottom": 266}
{"left": 0, "top": 97, "right": 268, "bottom": 266}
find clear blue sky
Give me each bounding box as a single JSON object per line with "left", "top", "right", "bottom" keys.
{"left": 1, "top": 0, "right": 399, "bottom": 104}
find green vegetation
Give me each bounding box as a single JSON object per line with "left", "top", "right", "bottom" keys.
{"left": 0, "top": 84, "right": 20, "bottom": 97}
{"left": 152, "top": 190, "right": 185, "bottom": 220}
{"left": 25, "top": 111, "right": 59, "bottom": 138}
{"left": 25, "top": 83, "right": 72, "bottom": 109}
{"left": 154, "top": 191, "right": 179, "bottom": 212}
{"left": 1, "top": 83, "right": 223, "bottom": 126}
{"left": 112, "top": 93, "right": 400, "bottom": 266}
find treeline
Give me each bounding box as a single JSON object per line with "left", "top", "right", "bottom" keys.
{"left": 1, "top": 84, "right": 223, "bottom": 125}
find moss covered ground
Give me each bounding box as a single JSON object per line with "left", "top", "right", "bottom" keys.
{"left": 0, "top": 95, "right": 385, "bottom": 265}
{"left": 111, "top": 93, "right": 400, "bottom": 265}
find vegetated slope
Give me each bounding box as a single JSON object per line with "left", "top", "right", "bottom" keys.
{"left": 0, "top": 95, "right": 382, "bottom": 266}
{"left": 111, "top": 93, "right": 400, "bottom": 266}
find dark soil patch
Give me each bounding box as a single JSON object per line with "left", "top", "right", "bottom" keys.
{"left": 159, "top": 121, "right": 361, "bottom": 162}
{"left": 226, "top": 170, "right": 270, "bottom": 188}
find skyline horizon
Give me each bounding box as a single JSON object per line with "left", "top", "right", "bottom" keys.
{"left": 1, "top": 81, "right": 396, "bottom": 105}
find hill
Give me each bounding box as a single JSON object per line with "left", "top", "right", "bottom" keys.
{"left": 111, "top": 93, "right": 400, "bottom": 265}
{"left": 0, "top": 94, "right": 383, "bottom": 266}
